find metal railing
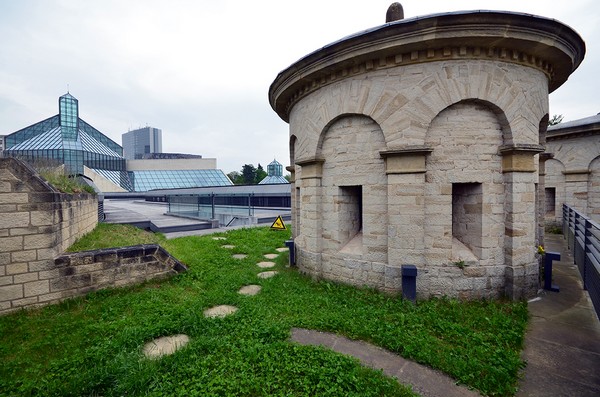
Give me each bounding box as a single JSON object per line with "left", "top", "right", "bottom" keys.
{"left": 562, "top": 204, "right": 600, "bottom": 317}
{"left": 167, "top": 193, "right": 254, "bottom": 220}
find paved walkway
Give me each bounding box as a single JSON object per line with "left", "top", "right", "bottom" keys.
{"left": 290, "top": 328, "right": 481, "bottom": 397}
{"left": 291, "top": 234, "right": 600, "bottom": 397}
{"left": 516, "top": 234, "right": 600, "bottom": 397}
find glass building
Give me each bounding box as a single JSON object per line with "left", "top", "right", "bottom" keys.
{"left": 258, "top": 159, "right": 289, "bottom": 184}
{"left": 3, "top": 93, "right": 132, "bottom": 190}
{"left": 3, "top": 93, "right": 234, "bottom": 192}
{"left": 129, "top": 169, "right": 232, "bottom": 192}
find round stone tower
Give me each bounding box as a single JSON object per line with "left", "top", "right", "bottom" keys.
{"left": 269, "top": 7, "right": 585, "bottom": 299}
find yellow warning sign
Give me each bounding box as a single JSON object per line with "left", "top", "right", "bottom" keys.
{"left": 270, "top": 215, "right": 287, "bottom": 230}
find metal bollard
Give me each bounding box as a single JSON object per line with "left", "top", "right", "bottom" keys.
{"left": 401, "top": 264, "right": 418, "bottom": 302}
{"left": 544, "top": 251, "right": 561, "bottom": 292}
{"left": 285, "top": 239, "right": 295, "bottom": 266}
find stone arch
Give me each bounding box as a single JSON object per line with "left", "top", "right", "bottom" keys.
{"left": 588, "top": 156, "right": 600, "bottom": 222}
{"left": 317, "top": 114, "right": 388, "bottom": 263}
{"left": 424, "top": 100, "right": 505, "bottom": 269}
{"left": 316, "top": 113, "right": 378, "bottom": 157}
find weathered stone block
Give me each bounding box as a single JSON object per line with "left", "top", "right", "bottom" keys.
{"left": 12, "top": 296, "right": 39, "bottom": 307}
{"left": 0, "top": 284, "right": 23, "bottom": 301}
{"left": 0, "top": 212, "right": 29, "bottom": 229}
{"left": 13, "top": 272, "right": 38, "bottom": 284}
{"left": 6, "top": 263, "right": 28, "bottom": 275}
{"left": 11, "top": 250, "right": 37, "bottom": 263}
{"left": 0, "top": 193, "right": 29, "bottom": 205}
{"left": 0, "top": 236, "right": 23, "bottom": 253}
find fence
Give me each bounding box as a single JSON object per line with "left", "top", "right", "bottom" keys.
{"left": 563, "top": 204, "right": 600, "bottom": 318}
{"left": 168, "top": 193, "right": 255, "bottom": 220}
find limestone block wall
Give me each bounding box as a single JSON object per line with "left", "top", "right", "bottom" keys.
{"left": 50, "top": 245, "right": 186, "bottom": 302}
{"left": 289, "top": 61, "right": 546, "bottom": 299}
{"left": 0, "top": 158, "right": 98, "bottom": 313}
{"left": 545, "top": 125, "right": 600, "bottom": 224}
{"left": 270, "top": 10, "right": 585, "bottom": 300}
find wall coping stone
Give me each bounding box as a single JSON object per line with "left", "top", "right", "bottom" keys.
{"left": 55, "top": 245, "right": 188, "bottom": 273}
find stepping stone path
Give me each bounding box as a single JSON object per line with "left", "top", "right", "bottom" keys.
{"left": 257, "top": 261, "right": 276, "bottom": 268}
{"left": 221, "top": 244, "right": 235, "bottom": 249}
{"left": 264, "top": 253, "right": 279, "bottom": 259}
{"left": 204, "top": 305, "right": 238, "bottom": 318}
{"left": 143, "top": 334, "right": 190, "bottom": 359}
{"left": 233, "top": 254, "right": 247, "bottom": 259}
{"left": 276, "top": 247, "right": 288, "bottom": 252}
{"left": 212, "top": 237, "right": 226, "bottom": 240}
{"left": 257, "top": 271, "right": 278, "bottom": 279}
{"left": 238, "top": 285, "right": 262, "bottom": 296}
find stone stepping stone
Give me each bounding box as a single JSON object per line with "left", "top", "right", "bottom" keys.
{"left": 257, "top": 261, "right": 276, "bottom": 268}
{"left": 257, "top": 271, "right": 278, "bottom": 279}
{"left": 143, "top": 334, "right": 190, "bottom": 359}
{"left": 203, "top": 305, "right": 238, "bottom": 318}
{"left": 264, "top": 253, "right": 279, "bottom": 259}
{"left": 276, "top": 247, "right": 289, "bottom": 252}
{"left": 233, "top": 254, "right": 247, "bottom": 259}
{"left": 221, "top": 244, "right": 235, "bottom": 249}
{"left": 212, "top": 237, "right": 226, "bottom": 240}
{"left": 238, "top": 285, "right": 262, "bottom": 296}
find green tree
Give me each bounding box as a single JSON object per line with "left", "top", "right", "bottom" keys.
{"left": 241, "top": 164, "right": 257, "bottom": 184}
{"left": 549, "top": 114, "right": 563, "bottom": 126}
{"left": 255, "top": 163, "right": 267, "bottom": 183}
{"left": 227, "top": 171, "right": 243, "bottom": 185}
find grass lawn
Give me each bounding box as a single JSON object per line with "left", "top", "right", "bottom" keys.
{"left": 0, "top": 225, "right": 528, "bottom": 396}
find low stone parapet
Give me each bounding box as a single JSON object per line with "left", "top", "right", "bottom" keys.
{"left": 47, "top": 245, "right": 187, "bottom": 301}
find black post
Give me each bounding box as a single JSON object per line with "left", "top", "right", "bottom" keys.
{"left": 401, "top": 265, "right": 417, "bottom": 302}
{"left": 544, "top": 251, "right": 561, "bottom": 292}
{"left": 285, "top": 239, "right": 295, "bottom": 266}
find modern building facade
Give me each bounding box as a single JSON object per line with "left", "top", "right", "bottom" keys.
{"left": 3, "top": 93, "right": 132, "bottom": 191}
{"left": 122, "top": 127, "right": 162, "bottom": 160}
{"left": 258, "top": 159, "right": 289, "bottom": 184}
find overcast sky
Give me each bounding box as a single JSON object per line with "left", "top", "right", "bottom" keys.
{"left": 0, "top": 0, "right": 598, "bottom": 173}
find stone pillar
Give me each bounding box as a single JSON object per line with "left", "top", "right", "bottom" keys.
{"left": 501, "top": 144, "right": 544, "bottom": 299}
{"left": 563, "top": 170, "right": 590, "bottom": 214}
{"left": 286, "top": 166, "right": 297, "bottom": 237}
{"left": 381, "top": 147, "right": 431, "bottom": 293}
{"left": 538, "top": 153, "right": 553, "bottom": 247}
{"left": 295, "top": 158, "right": 324, "bottom": 276}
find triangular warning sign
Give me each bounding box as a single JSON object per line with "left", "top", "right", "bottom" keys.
{"left": 270, "top": 215, "right": 287, "bottom": 230}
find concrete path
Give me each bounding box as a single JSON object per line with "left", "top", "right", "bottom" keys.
{"left": 290, "top": 328, "right": 481, "bottom": 397}
{"left": 516, "top": 234, "right": 600, "bottom": 396}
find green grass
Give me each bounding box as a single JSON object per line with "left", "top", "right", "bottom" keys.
{"left": 0, "top": 225, "right": 528, "bottom": 396}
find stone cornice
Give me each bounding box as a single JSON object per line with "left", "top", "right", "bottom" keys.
{"left": 499, "top": 144, "right": 545, "bottom": 154}
{"left": 380, "top": 146, "right": 434, "bottom": 157}
{"left": 295, "top": 157, "right": 325, "bottom": 167}
{"left": 269, "top": 11, "right": 585, "bottom": 123}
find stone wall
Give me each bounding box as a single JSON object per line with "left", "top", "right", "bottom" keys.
{"left": 270, "top": 11, "right": 584, "bottom": 300}
{"left": 51, "top": 245, "right": 186, "bottom": 300}
{"left": 0, "top": 158, "right": 100, "bottom": 313}
{"left": 545, "top": 116, "right": 600, "bottom": 224}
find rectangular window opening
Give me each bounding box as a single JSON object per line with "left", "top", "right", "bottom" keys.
{"left": 452, "top": 183, "right": 482, "bottom": 260}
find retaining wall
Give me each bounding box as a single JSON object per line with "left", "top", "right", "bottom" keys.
{"left": 1, "top": 158, "right": 99, "bottom": 313}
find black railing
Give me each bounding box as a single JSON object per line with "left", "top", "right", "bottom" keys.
{"left": 563, "top": 204, "right": 600, "bottom": 318}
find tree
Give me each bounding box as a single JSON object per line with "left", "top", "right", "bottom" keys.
{"left": 549, "top": 114, "right": 563, "bottom": 126}
{"left": 255, "top": 163, "right": 267, "bottom": 184}
{"left": 227, "top": 171, "right": 243, "bottom": 185}
{"left": 241, "top": 164, "right": 257, "bottom": 184}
